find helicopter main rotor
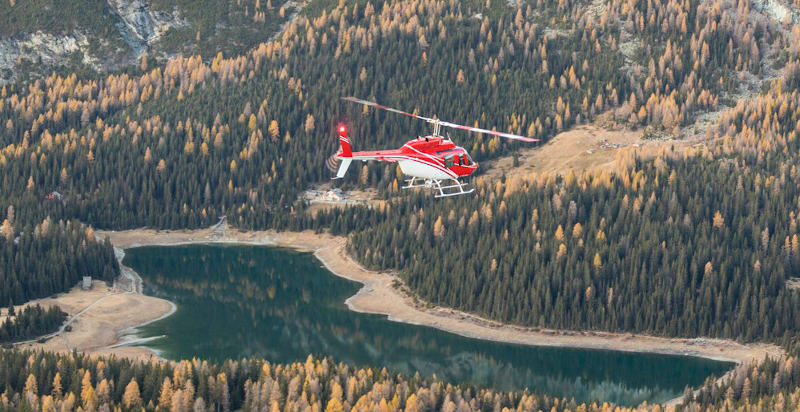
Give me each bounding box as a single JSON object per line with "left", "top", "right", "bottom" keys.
{"left": 342, "top": 96, "right": 539, "bottom": 142}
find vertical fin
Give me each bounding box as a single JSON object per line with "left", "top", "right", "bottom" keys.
{"left": 333, "top": 124, "right": 352, "bottom": 179}
{"left": 338, "top": 124, "right": 352, "bottom": 157}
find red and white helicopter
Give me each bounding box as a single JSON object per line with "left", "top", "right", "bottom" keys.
{"left": 331, "top": 97, "right": 539, "bottom": 197}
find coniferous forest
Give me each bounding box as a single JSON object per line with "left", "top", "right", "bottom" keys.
{"left": 3, "top": 348, "right": 800, "bottom": 411}
{"left": 346, "top": 71, "right": 800, "bottom": 343}
{"left": 2, "top": 0, "right": 800, "bottom": 410}
{"left": 0, "top": 0, "right": 768, "bottom": 228}
{"left": 0, "top": 304, "right": 66, "bottom": 343}
{"left": 0, "top": 217, "right": 118, "bottom": 308}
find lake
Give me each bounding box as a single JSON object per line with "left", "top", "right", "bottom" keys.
{"left": 124, "top": 244, "right": 733, "bottom": 405}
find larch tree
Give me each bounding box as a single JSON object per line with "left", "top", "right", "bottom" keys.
{"left": 433, "top": 216, "right": 445, "bottom": 238}
{"left": 122, "top": 379, "right": 142, "bottom": 408}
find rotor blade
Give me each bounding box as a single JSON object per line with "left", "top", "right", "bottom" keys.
{"left": 342, "top": 96, "right": 539, "bottom": 142}
{"left": 438, "top": 121, "right": 539, "bottom": 142}
{"left": 342, "top": 97, "right": 434, "bottom": 122}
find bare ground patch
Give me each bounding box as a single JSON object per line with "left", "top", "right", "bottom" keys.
{"left": 483, "top": 123, "right": 644, "bottom": 179}
{"left": 303, "top": 184, "right": 383, "bottom": 216}
{"left": 11, "top": 282, "right": 174, "bottom": 359}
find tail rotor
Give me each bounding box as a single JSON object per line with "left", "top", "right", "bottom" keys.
{"left": 326, "top": 153, "right": 341, "bottom": 173}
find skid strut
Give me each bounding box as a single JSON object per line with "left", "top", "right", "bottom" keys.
{"left": 402, "top": 177, "right": 474, "bottom": 197}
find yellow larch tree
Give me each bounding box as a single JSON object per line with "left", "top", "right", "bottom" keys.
{"left": 1, "top": 219, "right": 13, "bottom": 240}
{"left": 593, "top": 252, "right": 603, "bottom": 268}
{"left": 433, "top": 216, "right": 445, "bottom": 238}
{"left": 713, "top": 211, "right": 725, "bottom": 228}
{"left": 572, "top": 223, "right": 583, "bottom": 238}
{"left": 158, "top": 378, "right": 173, "bottom": 410}
{"left": 554, "top": 225, "right": 564, "bottom": 241}
{"left": 122, "top": 379, "right": 141, "bottom": 408}
{"left": 268, "top": 120, "right": 279, "bottom": 139}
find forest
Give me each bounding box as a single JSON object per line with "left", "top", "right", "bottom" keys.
{"left": 0, "top": 216, "right": 119, "bottom": 308}
{"left": 1, "top": 0, "right": 800, "bottom": 410}
{"left": 0, "top": 0, "right": 291, "bottom": 84}
{"left": 343, "top": 67, "right": 800, "bottom": 343}
{"left": 0, "top": 304, "right": 66, "bottom": 343}
{"left": 0, "top": 0, "right": 770, "bottom": 228}
{"left": 2, "top": 349, "right": 800, "bottom": 412}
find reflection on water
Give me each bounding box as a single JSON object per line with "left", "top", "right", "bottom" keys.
{"left": 125, "top": 244, "right": 732, "bottom": 405}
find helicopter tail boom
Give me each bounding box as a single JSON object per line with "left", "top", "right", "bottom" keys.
{"left": 331, "top": 123, "right": 403, "bottom": 179}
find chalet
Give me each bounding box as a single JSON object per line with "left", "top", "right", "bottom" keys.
{"left": 323, "top": 189, "right": 347, "bottom": 201}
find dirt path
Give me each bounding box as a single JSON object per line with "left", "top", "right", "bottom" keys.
{"left": 12, "top": 261, "right": 175, "bottom": 359}
{"left": 13, "top": 290, "right": 123, "bottom": 347}
{"left": 98, "top": 228, "right": 784, "bottom": 367}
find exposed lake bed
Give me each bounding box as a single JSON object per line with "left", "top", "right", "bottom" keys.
{"left": 123, "top": 243, "right": 734, "bottom": 405}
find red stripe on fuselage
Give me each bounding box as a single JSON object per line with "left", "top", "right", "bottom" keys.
{"left": 336, "top": 141, "right": 477, "bottom": 179}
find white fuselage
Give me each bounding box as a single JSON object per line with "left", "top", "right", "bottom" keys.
{"left": 398, "top": 158, "right": 455, "bottom": 180}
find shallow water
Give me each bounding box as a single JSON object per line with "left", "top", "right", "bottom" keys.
{"left": 124, "top": 244, "right": 732, "bottom": 405}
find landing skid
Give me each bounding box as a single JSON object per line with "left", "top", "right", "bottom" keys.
{"left": 402, "top": 177, "right": 475, "bottom": 198}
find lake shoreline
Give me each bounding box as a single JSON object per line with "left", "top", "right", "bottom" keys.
{"left": 11, "top": 282, "right": 175, "bottom": 360}
{"left": 97, "top": 227, "right": 784, "bottom": 368}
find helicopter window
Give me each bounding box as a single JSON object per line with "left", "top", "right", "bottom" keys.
{"left": 444, "top": 155, "right": 455, "bottom": 168}
{"left": 462, "top": 154, "right": 469, "bottom": 165}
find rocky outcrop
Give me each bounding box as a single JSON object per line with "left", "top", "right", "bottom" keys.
{"left": 106, "top": 0, "right": 186, "bottom": 56}
{"left": 0, "top": 1, "right": 188, "bottom": 84}
{"left": 0, "top": 32, "right": 93, "bottom": 84}
{"left": 752, "top": 0, "right": 800, "bottom": 25}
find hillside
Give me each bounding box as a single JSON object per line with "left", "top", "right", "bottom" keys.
{"left": 0, "top": 0, "right": 292, "bottom": 84}
{"left": 2, "top": 0, "right": 785, "bottom": 227}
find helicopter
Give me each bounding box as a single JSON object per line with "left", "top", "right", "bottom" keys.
{"left": 330, "top": 97, "right": 539, "bottom": 197}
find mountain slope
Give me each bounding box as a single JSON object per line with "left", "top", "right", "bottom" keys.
{"left": 0, "top": 0, "right": 291, "bottom": 84}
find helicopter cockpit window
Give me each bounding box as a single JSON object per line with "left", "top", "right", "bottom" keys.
{"left": 462, "top": 154, "right": 469, "bottom": 165}
{"left": 444, "top": 154, "right": 455, "bottom": 168}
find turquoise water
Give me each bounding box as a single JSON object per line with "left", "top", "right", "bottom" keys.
{"left": 124, "top": 244, "right": 732, "bottom": 405}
